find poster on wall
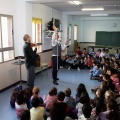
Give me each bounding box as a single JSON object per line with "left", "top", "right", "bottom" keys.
{"left": 67, "top": 24, "right": 72, "bottom": 45}
{"left": 67, "top": 24, "right": 72, "bottom": 40}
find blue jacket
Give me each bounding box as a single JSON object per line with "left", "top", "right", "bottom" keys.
{"left": 92, "top": 69, "right": 101, "bottom": 77}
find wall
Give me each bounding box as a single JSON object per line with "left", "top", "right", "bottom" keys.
{"left": 0, "top": 61, "right": 20, "bottom": 90}
{"left": 0, "top": 0, "right": 27, "bottom": 90}
{"left": 78, "top": 43, "right": 95, "bottom": 51}
{"left": 32, "top": 4, "right": 62, "bottom": 51}
{"left": 66, "top": 15, "right": 120, "bottom": 51}
{"left": 67, "top": 15, "right": 80, "bottom": 52}
{"left": 0, "top": 1, "right": 61, "bottom": 90}
{"left": 21, "top": 50, "right": 53, "bottom": 81}
{"left": 0, "top": 0, "right": 26, "bottom": 56}
{"left": 79, "top": 17, "right": 120, "bottom": 42}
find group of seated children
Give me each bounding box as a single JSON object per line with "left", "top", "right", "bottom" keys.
{"left": 10, "top": 83, "right": 120, "bottom": 120}
{"left": 62, "top": 47, "right": 120, "bottom": 82}
{"left": 9, "top": 47, "right": 120, "bottom": 120}
{"left": 61, "top": 47, "right": 93, "bottom": 70}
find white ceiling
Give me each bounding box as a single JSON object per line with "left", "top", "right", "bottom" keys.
{"left": 27, "top": 0, "right": 120, "bottom": 12}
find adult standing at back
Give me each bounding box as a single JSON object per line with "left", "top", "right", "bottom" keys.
{"left": 52, "top": 25, "right": 69, "bottom": 85}
{"left": 23, "top": 34, "right": 37, "bottom": 88}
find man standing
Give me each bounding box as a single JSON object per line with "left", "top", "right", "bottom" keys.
{"left": 23, "top": 34, "right": 37, "bottom": 88}
{"left": 52, "top": 26, "right": 69, "bottom": 85}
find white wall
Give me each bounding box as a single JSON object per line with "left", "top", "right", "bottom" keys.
{"left": 0, "top": 0, "right": 27, "bottom": 90}
{"left": 32, "top": 4, "right": 62, "bottom": 50}
{"left": 0, "top": 0, "right": 26, "bottom": 56}
{"left": 79, "top": 17, "right": 120, "bottom": 42}
{"left": 26, "top": 2, "right": 32, "bottom": 35}
{"left": 66, "top": 15, "right": 120, "bottom": 43}
{"left": 67, "top": 15, "right": 80, "bottom": 51}
{"left": 0, "top": 1, "right": 62, "bottom": 90}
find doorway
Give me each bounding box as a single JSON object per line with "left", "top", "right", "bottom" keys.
{"left": 74, "top": 25, "right": 78, "bottom": 52}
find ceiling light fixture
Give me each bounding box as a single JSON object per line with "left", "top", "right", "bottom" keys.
{"left": 82, "top": 8, "right": 104, "bottom": 11}
{"left": 91, "top": 14, "right": 108, "bottom": 16}
{"left": 69, "top": 1, "right": 81, "bottom": 5}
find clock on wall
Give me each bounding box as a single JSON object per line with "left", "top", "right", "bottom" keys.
{"left": 113, "top": 23, "right": 117, "bottom": 27}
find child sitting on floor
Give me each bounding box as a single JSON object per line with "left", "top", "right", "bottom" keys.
{"left": 43, "top": 87, "right": 57, "bottom": 112}
{"left": 66, "top": 56, "right": 73, "bottom": 69}
{"left": 114, "top": 49, "right": 119, "bottom": 60}
{"left": 56, "top": 91, "right": 70, "bottom": 114}
{"left": 67, "top": 57, "right": 80, "bottom": 70}
{"left": 64, "top": 88, "right": 75, "bottom": 110}
{"left": 89, "top": 47, "right": 95, "bottom": 58}
{"left": 90, "top": 61, "right": 97, "bottom": 75}
{"left": 64, "top": 88, "right": 77, "bottom": 119}
{"left": 90, "top": 64, "right": 101, "bottom": 80}
{"left": 102, "top": 74, "right": 115, "bottom": 92}
{"left": 24, "top": 87, "right": 32, "bottom": 109}
{"left": 110, "top": 69, "right": 119, "bottom": 92}
{"left": 76, "top": 92, "right": 90, "bottom": 119}
{"left": 78, "top": 104, "right": 92, "bottom": 120}
{"left": 29, "top": 86, "right": 44, "bottom": 108}
{"left": 82, "top": 48, "right": 87, "bottom": 58}
{"left": 30, "top": 97, "right": 45, "bottom": 120}
{"left": 79, "top": 58, "right": 85, "bottom": 69}
{"left": 86, "top": 55, "right": 93, "bottom": 69}
{"left": 19, "top": 110, "right": 30, "bottom": 120}
{"left": 10, "top": 84, "right": 22, "bottom": 108}
{"left": 91, "top": 81, "right": 108, "bottom": 97}
{"left": 76, "top": 47, "right": 82, "bottom": 56}
{"left": 15, "top": 90, "right": 28, "bottom": 118}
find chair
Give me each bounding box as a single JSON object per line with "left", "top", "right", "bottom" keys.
{"left": 35, "top": 62, "right": 48, "bottom": 77}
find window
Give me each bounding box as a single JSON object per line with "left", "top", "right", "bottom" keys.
{"left": 32, "top": 18, "right": 42, "bottom": 53}
{"left": 0, "top": 52, "right": 2, "bottom": 62}
{"left": 0, "top": 15, "right": 14, "bottom": 63}
{"left": 74, "top": 25, "right": 78, "bottom": 40}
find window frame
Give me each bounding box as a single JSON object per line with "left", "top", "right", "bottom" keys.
{"left": 0, "top": 14, "right": 14, "bottom": 63}
{"left": 32, "top": 18, "right": 42, "bottom": 53}
{"left": 74, "top": 25, "right": 78, "bottom": 41}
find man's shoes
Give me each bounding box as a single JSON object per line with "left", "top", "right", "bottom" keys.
{"left": 53, "top": 81, "right": 59, "bottom": 85}
{"left": 56, "top": 78, "right": 59, "bottom": 80}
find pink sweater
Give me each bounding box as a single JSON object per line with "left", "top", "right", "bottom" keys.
{"left": 111, "top": 76, "right": 119, "bottom": 91}
{"left": 44, "top": 95, "right": 57, "bottom": 109}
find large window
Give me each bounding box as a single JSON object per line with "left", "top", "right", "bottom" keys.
{"left": 32, "top": 18, "right": 42, "bottom": 53}
{"left": 74, "top": 25, "right": 78, "bottom": 41}
{"left": 0, "top": 52, "right": 2, "bottom": 62}
{"left": 0, "top": 15, "right": 14, "bottom": 63}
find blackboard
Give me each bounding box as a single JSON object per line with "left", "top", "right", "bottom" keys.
{"left": 96, "top": 31, "right": 120, "bottom": 46}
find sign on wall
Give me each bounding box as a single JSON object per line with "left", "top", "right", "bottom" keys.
{"left": 67, "top": 24, "right": 72, "bottom": 40}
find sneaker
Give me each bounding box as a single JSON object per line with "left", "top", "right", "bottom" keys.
{"left": 68, "top": 67, "right": 71, "bottom": 70}
{"left": 77, "top": 67, "right": 80, "bottom": 71}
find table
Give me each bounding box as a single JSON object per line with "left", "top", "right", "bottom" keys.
{"left": 12, "top": 60, "right": 25, "bottom": 84}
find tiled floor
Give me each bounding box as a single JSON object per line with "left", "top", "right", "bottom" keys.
{"left": 0, "top": 68, "right": 100, "bottom": 120}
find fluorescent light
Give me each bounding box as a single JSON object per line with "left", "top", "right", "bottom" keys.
{"left": 69, "top": 1, "right": 81, "bottom": 5}
{"left": 82, "top": 8, "right": 104, "bottom": 11}
{"left": 73, "top": 1, "right": 81, "bottom": 5}
{"left": 91, "top": 14, "right": 108, "bottom": 16}
{"left": 69, "top": 1, "right": 74, "bottom": 4}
